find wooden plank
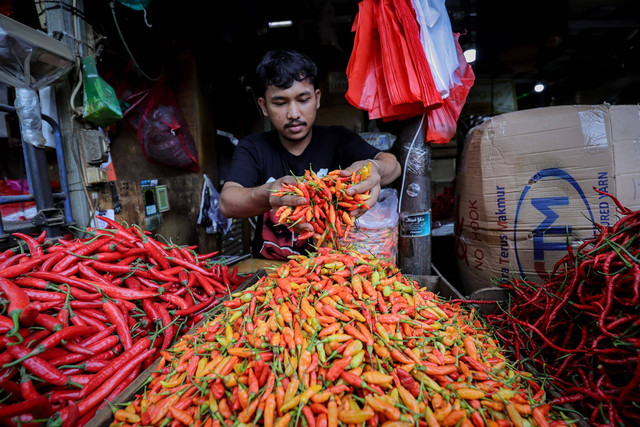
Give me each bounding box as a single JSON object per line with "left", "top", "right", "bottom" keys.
{"left": 233, "top": 258, "right": 286, "bottom": 274}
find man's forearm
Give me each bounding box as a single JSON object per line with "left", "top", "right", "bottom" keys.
{"left": 374, "top": 152, "right": 402, "bottom": 185}
{"left": 219, "top": 183, "right": 272, "bottom": 218}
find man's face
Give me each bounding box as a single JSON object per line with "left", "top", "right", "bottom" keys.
{"left": 258, "top": 79, "right": 321, "bottom": 145}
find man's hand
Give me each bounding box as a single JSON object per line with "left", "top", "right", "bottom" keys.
{"left": 268, "top": 176, "right": 315, "bottom": 234}
{"left": 340, "top": 159, "right": 382, "bottom": 218}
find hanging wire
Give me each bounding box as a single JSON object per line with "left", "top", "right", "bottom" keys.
{"left": 109, "top": 1, "right": 162, "bottom": 82}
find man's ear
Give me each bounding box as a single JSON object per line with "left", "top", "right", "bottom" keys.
{"left": 257, "top": 97, "right": 269, "bottom": 117}
{"left": 315, "top": 89, "right": 321, "bottom": 109}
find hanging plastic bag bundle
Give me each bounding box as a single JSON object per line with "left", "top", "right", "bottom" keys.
{"left": 346, "top": 0, "right": 442, "bottom": 123}
{"left": 81, "top": 56, "right": 123, "bottom": 128}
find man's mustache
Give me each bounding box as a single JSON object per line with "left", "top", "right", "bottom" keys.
{"left": 285, "top": 120, "right": 307, "bottom": 128}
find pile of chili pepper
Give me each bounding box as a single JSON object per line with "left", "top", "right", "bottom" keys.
{"left": 272, "top": 165, "right": 373, "bottom": 245}
{"left": 111, "top": 246, "right": 569, "bottom": 427}
{"left": 481, "top": 189, "right": 640, "bottom": 426}
{"left": 0, "top": 217, "right": 248, "bottom": 426}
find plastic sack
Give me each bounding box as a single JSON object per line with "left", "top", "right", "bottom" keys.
{"left": 198, "top": 174, "right": 232, "bottom": 235}
{"left": 341, "top": 188, "right": 399, "bottom": 262}
{"left": 426, "top": 33, "right": 475, "bottom": 144}
{"left": 137, "top": 82, "right": 200, "bottom": 171}
{"left": 410, "top": 0, "right": 460, "bottom": 98}
{"left": 81, "top": 56, "right": 123, "bottom": 128}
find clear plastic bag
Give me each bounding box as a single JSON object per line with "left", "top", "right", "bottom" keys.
{"left": 341, "top": 188, "right": 399, "bottom": 262}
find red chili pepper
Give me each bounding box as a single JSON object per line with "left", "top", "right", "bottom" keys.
{"left": 86, "top": 260, "right": 132, "bottom": 275}
{"left": 174, "top": 294, "right": 219, "bottom": 316}
{"left": 0, "top": 396, "right": 52, "bottom": 419}
{"left": 94, "top": 216, "right": 139, "bottom": 242}
{"left": 0, "top": 278, "right": 33, "bottom": 339}
{"left": 6, "top": 344, "right": 72, "bottom": 387}
{"left": 11, "top": 232, "right": 44, "bottom": 257}
{"left": 103, "top": 300, "right": 133, "bottom": 350}
{"left": 154, "top": 302, "right": 174, "bottom": 350}
{"left": 47, "top": 335, "right": 119, "bottom": 367}
{"left": 0, "top": 254, "right": 55, "bottom": 279}
{"left": 77, "top": 348, "right": 154, "bottom": 416}
{"left": 9, "top": 325, "right": 98, "bottom": 367}
{"left": 19, "top": 371, "right": 40, "bottom": 400}
{"left": 159, "top": 293, "right": 189, "bottom": 310}
{"left": 52, "top": 235, "right": 113, "bottom": 273}
{"left": 325, "top": 355, "right": 352, "bottom": 381}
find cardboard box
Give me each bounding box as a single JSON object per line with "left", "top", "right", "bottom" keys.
{"left": 455, "top": 105, "right": 640, "bottom": 294}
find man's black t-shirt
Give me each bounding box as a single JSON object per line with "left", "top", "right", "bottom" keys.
{"left": 226, "top": 125, "right": 380, "bottom": 259}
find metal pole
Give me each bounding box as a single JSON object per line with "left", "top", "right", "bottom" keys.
{"left": 45, "top": 0, "right": 92, "bottom": 229}
{"left": 397, "top": 114, "right": 432, "bottom": 275}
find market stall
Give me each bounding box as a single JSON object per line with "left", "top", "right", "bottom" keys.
{"left": 1, "top": 0, "right": 640, "bottom": 426}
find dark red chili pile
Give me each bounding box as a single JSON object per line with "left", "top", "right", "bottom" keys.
{"left": 484, "top": 189, "right": 640, "bottom": 427}
{"left": 432, "top": 179, "right": 455, "bottom": 222}
{"left": 0, "top": 217, "right": 248, "bottom": 426}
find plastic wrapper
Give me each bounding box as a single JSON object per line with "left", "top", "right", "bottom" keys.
{"left": 14, "top": 87, "right": 46, "bottom": 147}
{"left": 341, "top": 188, "right": 399, "bottom": 262}
{"left": 359, "top": 131, "right": 396, "bottom": 150}
{"left": 198, "top": 174, "right": 232, "bottom": 235}
{"left": 81, "top": 56, "right": 123, "bottom": 128}
{"left": 0, "top": 14, "right": 74, "bottom": 90}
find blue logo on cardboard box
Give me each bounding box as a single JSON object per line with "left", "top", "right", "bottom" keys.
{"left": 514, "top": 168, "right": 596, "bottom": 280}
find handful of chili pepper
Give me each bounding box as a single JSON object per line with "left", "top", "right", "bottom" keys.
{"left": 272, "top": 165, "right": 373, "bottom": 245}
{"left": 0, "top": 219, "right": 249, "bottom": 426}
{"left": 482, "top": 189, "right": 640, "bottom": 427}
{"left": 113, "top": 246, "right": 567, "bottom": 427}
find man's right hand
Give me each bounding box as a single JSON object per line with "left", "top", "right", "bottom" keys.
{"left": 268, "top": 176, "right": 307, "bottom": 210}
{"left": 268, "top": 176, "right": 316, "bottom": 234}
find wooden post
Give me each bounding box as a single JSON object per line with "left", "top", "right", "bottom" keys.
{"left": 397, "top": 114, "right": 431, "bottom": 275}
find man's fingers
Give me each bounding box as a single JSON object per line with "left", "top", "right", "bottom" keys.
{"left": 345, "top": 179, "right": 374, "bottom": 197}
{"left": 293, "top": 222, "right": 314, "bottom": 233}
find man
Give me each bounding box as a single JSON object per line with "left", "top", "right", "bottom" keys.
{"left": 219, "top": 50, "right": 401, "bottom": 259}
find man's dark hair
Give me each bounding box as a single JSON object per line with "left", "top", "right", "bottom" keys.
{"left": 256, "top": 50, "right": 318, "bottom": 97}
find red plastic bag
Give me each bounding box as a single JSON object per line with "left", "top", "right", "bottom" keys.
{"left": 426, "top": 33, "right": 475, "bottom": 144}
{"left": 137, "top": 83, "right": 200, "bottom": 171}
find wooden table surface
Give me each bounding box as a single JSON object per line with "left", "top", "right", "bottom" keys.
{"left": 233, "top": 258, "right": 286, "bottom": 274}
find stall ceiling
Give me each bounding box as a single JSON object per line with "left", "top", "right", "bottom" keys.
{"left": 8, "top": 0, "right": 640, "bottom": 108}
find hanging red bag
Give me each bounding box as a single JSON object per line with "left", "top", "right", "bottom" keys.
{"left": 137, "top": 82, "right": 200, "bottom": 171}
{"left": 426, "top": 33, "right": 475, "bottom": 144}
